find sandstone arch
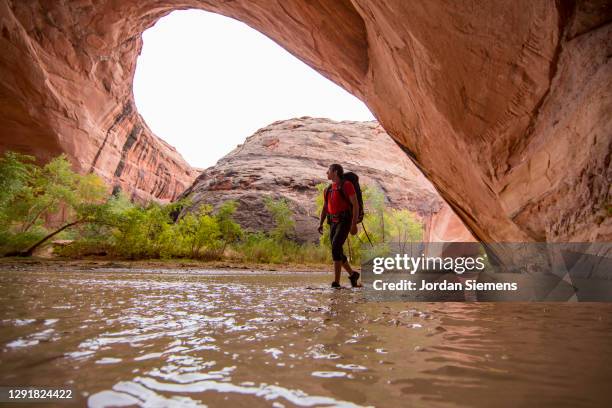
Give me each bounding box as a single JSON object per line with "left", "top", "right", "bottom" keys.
{"left": 0, "top": 1, "right": 610, "bottom": 242}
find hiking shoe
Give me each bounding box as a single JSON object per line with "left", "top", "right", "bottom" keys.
{"left": 331, "top": 281, "right": 341, "bottom": 289}
{"left": 349, "top": 272, "right": 360, "bottom": 287}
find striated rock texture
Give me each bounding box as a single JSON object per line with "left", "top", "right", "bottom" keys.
{"left": 179, "top": 117, "right": 472, "bottom": 243}
{"left": 0, "top": 1, "right": 610, "bottom": 240}
{"left": 0, "top": 1, "right": 197, "bottom": 202}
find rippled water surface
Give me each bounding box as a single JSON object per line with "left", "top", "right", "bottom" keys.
{"left": 1, "top": 267, "right": 611, "bottom": 407}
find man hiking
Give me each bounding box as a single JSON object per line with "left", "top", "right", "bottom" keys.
{"left": 318, "top": 163, "right": 361, "bottom": 288}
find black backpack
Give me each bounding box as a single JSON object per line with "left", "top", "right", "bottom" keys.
{"left": 324, "top": 171, "right": 364, "bottom": 223}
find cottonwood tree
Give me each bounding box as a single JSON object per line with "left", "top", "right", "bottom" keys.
{"left": 0, "top": 153, "right": 108, "bottom": 256}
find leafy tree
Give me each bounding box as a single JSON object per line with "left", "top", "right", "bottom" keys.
{"left": 0, "top": 152, "right": 37, "bottom": 246}
{"left": 0, "top": 153, "right": 108, "bottom": 255}
{"left": 214, "top": 200, "right": 243, "bottom": 252}
{"left": 264, "top": 196, "right": 295, "bottom": 242}
{"left": 387, "top": 209, "right": 423, "bottom": 244}
{"left": 176, "top": 204, "right": 221, "bottom": 258}
{"left": 363, "top": 186, "right": 386, "bottom": 243}
{"left": 110, "top": 202, "right": 176, "bottom": 258}
{"left": 0, "top": 152, "right": 36, "bottom": 214}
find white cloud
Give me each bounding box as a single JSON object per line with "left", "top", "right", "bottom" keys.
{"left": 133, "top": 9, "right": 375, "bottom": 169}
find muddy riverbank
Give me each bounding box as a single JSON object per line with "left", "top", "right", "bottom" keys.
{"left": 0, "top": 257, "right": 330, "bottom": 273}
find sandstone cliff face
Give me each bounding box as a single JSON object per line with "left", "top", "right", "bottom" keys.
{"left": 0, "top": 1, "right": 609, "bottom": 240}
{"left": 0, "top": 1, "right": 197, "bottom": 202}
{"left": 180, "top": 117, "right": 472, "bottom": 243}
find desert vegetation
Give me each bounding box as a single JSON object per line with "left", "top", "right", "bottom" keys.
{"left": 0, "top": 152, "right": 423, "bottom": 265}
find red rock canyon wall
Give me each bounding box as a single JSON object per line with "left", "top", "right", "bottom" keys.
{"left": 0, "top": 1, "right": 609, "bottom": 240}
{"left": 0, "top": 0, "right": 199, "bottom": 202}
{"left": 179, "top": 117, "right": 474, "bottom": 243}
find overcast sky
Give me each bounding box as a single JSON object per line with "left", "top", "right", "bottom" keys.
{"left": 133, "top": 9, "right": 375, "bottom": 169}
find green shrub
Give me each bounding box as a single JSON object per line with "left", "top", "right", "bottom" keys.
{"left": 231, "top": 230, "right": 331, "bottom": 265}
{"left": 264, "top": 196, "right": 296, "bottom": 242}
{"left": 54, "top": 239, "right": 114, "bottom": 258}
{"left": 234, "top": 232, "right": 284, "bottom": 263}
{"left": 0, "top": 152, "right": 107, "bottom": 255}
{"left": 215, "top": 200, "right": 243, "bottom": 250}
{"left": 0, "top": 151, "right": 425, "bottom": 266}
{"left": 175, "top": 205, "right": 221, "bottom": 259}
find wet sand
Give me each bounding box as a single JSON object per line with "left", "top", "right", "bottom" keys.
{"left": 1, "top": 265, "right": 611, "bottom": 407}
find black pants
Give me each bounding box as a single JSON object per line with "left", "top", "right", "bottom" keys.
{"left": 329, "top": 213, "right": 351, "bottom": 262}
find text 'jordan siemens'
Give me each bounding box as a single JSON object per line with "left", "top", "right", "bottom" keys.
{"left": 369, "top": 254, "right": 518, "bottom": 292}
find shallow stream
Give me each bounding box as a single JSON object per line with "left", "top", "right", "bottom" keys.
{"left": 1, "top": 267, "right": 611, "bottom": 407}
